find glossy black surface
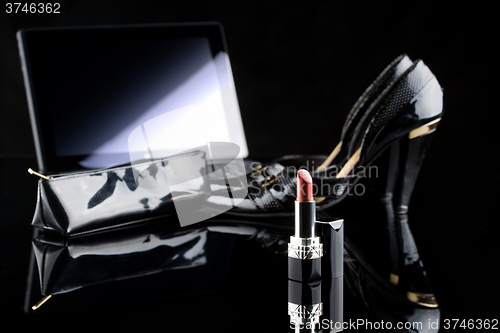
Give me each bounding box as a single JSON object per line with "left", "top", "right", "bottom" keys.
{"left": 2, "top": 3, "right": 499, "bottom": 331}
{"left": 1, "top": 148, "right": 496, "bottom": 332}
{"left": 25, "top": 203, "right": 443, "bottom": 332}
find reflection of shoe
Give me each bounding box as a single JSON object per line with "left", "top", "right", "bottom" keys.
{"left": 374, "top": 78, "right": 441, "bottom": 307}
{"left": 227, "top": 56, "right": 443, "bottom": 216}
{"left": 384, "top": 202, "right": 439, "bottom": 308}
{"left": 344, "top": 237, "right": 440, "bottom": 330}
{"left": 394, "top": 214, "right": 439, "bottom": 308}
{"left": 382, "top": 153, "right": 440, "bottom": 307}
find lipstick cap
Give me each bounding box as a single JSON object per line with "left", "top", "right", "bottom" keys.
{"left": 315, "top": 218, "right": 344, "bottom": 279}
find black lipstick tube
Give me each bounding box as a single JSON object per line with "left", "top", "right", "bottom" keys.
{"left": 288, "top": 200, "right": 323, "bottom": 283}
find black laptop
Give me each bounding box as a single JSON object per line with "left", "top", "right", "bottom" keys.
{"left": 17, "top": 23, "right": 248, "bottom": 174}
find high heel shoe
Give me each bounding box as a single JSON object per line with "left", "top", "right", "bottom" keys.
{"left": 342, "top": 59, "right": 442, "bottom": 307}
{"left": 224, "top": 57, "right": 443, "bottom": 216}
{"left": 271, "top": 54, "right": 413, "bottom": 199}
{"left": 317, "top": 54, "right": 413, "bottom": 170}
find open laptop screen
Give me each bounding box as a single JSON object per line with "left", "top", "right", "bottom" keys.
{"left": 18, "top": 23, "right": 248, "bottom": 173}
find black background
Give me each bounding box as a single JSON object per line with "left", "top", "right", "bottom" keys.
{"left": 1, "top": 0, "right": 498, "bottom": 330}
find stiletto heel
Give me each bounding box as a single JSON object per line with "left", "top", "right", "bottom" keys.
{"left": 395, "top": 124, "right": 438, "bottom": 214}
{"left": 380, "top": 120, "right": 438, "bottom": 213}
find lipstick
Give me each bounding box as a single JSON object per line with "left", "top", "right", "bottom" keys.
{"left": 287, "top": 170, "right": 344, "bottom": 331}
{"left": 288, "top": 170, "right": 323, "bottom": 283}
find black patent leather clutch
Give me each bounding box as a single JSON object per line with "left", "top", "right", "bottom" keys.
{"left": 29, "top": 147, "right": 259, "bottom": 236}
{"left": 29, "top": 150, "right": 214, "bottom": 236}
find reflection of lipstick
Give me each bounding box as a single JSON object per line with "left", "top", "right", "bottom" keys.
{"left": 288, "top": 279, "right": 322, "bottom": 332}
{"left": 288, "top": 170, "right": 323, "bottom": 283}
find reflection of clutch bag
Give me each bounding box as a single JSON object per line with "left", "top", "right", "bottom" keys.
{"left": 27, "top": 219, "right": 288, "bottom": 311}
{"left": 32, "top": 225, "right": 211, "bottom": 297}
{"left": 29, "top": 150, "right": 209, "bottom": 236}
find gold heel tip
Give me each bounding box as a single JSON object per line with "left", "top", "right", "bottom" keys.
{"left": 408, "top": 118, "right": 441, "bottom": 140}
{"left": 407, "top": 291, "right": 439, "bottom": 308}
{"left": 31, "top": 295, "right": 52, "bottom": 310}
